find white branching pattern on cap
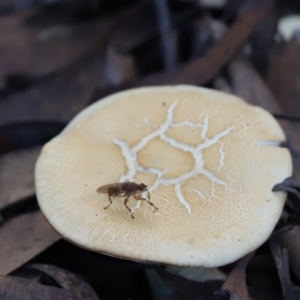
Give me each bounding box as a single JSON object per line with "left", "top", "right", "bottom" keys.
{"left": 114, "top": 103, "right": 234, "bottom": 214}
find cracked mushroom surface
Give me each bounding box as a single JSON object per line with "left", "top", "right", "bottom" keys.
{"left": 35, "top": 85, "right": 292, "bottom": 267}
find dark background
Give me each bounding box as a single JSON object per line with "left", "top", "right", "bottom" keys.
{"left": 1, "top": 0, "right": 300, "bottom": 299}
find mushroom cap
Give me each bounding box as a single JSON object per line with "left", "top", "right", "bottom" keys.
{"left": 35, "top": 85, "right": 292, "bottom": 267}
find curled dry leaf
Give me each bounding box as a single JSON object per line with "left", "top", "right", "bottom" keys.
{"left": 28, "top": 264, "right": 99, "bottom": 300}
{"left": 0, "top": 275, "right": 83, "bottom": 300}
{"left": 29, "top": 241, "right": 153, "bottom": 299}
{"left": 272, "top": 177, "right": 300, "bottom": 199}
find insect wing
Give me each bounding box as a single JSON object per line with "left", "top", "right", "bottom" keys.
{"left": 97, "top": 183, "right": 121, "bottom": 193}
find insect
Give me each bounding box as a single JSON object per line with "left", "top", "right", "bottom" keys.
{"left": 96, "top": 182, "right": 158, "bottom": 219}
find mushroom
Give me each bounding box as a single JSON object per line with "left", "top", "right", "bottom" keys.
{"left": 35, "top": 85, "right": 292, "bottom": 267}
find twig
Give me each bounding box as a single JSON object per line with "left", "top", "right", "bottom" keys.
{"left": 153, "top": 0, "right": 177, "bottom": 70}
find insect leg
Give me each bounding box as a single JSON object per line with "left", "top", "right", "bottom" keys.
{"left": 133, "top": 194, "right": 158, "bottom": 211}
{"left": 124, "top": 197, "right": 134, "bottom": 219}
{"left": 104, "top": 195, "right": 113, "bottom": 210}
{"left": 147, "top": 189, "right": 150, "bottom": 200}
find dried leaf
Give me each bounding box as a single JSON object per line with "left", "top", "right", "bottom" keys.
{"left": 0, "top": 55, "right": 104, "bottom": 127}
{"left": 228, "top": 57, "right": 282, "bottom": 113}
{"left": 110, "top": 4, "right": 157, "bottom": 53}
{"left": 91, "top": 0, "right": 272, "bottom": 101}
{"left": 213, "top": 76, "right": 232, "bottom": 94}
{"left": 0, "top": 147, "right": 40, "bottom": 210}
{"left": 28, "top": 264, "right": 99, "bottom": 300}
{"left": 0, "top": 275, "right": 82, "bottom": 300}
{"left": 1, "top": 198, "right": 39, "bottom": 232}
{"left": 217, "top": 252, "right": 254, "bottom": 300}
{"left": 267, "top": 41, "right": 300, "bottom": 116}
{"left": 26, "top": 241, "right": 153, "bottom": 299}
{"left": 248, "top": 5, "right": 278, "bottom": 73}
{"left": 0, "top": 9, "right": 114, "bottom": 78}
{"left": 104, "top": 46, "right": 137, "bottom": 85}
{"left": 0, "top": 211, "right": 60, "bottom": 275}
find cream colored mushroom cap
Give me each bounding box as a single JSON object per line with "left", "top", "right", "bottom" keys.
{"left": 35, "top": 85, "right": 292, "bottom": 267}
